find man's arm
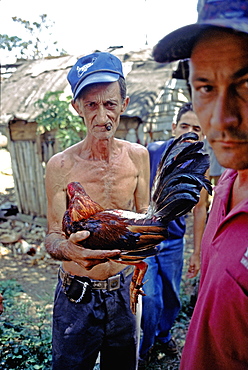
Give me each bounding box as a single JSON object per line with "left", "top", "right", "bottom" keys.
{"left": 45, "top": 154, "right": 121, "bottom": 270}
{"left": 133, "top": 145, "right": 150, "bottom": 213}
{"left": 187, "top": 187, "right": 208, "bottom": 278}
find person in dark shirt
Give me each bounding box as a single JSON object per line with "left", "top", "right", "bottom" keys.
{"left": 139, "top": 102, "right": 207, "bottom": 368}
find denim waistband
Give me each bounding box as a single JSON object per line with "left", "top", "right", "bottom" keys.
{"left": 59, "top": 265, "right": 134, "bottom": 291}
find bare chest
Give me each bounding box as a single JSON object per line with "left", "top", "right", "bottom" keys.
{"left": 64, "top": 155, "right": 139, "bottom": 210}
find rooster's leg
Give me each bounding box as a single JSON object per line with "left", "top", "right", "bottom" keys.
{"left": 130, "top": 261, "right": 148, "bottom": 315}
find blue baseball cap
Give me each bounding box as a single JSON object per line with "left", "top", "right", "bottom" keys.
{"left": 67, "top": 52, "right": 124, "bottom": 99}
{"left": 153, "top": 0, "right": 248, "bottom": 63}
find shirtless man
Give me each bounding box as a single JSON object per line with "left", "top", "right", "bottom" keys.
{"left": 45, "top": 52, "right": 150, "bottom": 370}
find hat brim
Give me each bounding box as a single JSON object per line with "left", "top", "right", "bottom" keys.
{"left": 74, "top": 71, "right": 120, "bottom": 99}
{"left": 153, "top": 19, "right": 248, "bottom": 63}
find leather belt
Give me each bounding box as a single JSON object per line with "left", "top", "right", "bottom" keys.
{"left": 59, "top": 265, "right": 134, "bottom": 292}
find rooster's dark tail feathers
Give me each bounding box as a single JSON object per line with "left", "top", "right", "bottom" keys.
{"left": 150, "top": 133, "right": 212, "bottom": 223}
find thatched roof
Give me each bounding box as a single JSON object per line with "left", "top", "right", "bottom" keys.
{"left": 125, "top": 60, "right": 173, "bottom": 121}
{"left": 1, "top": 49, "right": 175, "bottom": 126}
{"left": 1, "top": 55, "right": 78, "bottom": 124}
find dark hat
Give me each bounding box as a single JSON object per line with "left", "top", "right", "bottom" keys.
{"left": 67, "top": 52, "right": 124, "bottom": 99}
{"left": 153, "top": 0, "right": 248, "bottom": 63}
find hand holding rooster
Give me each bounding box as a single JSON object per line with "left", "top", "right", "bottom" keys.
{"left": 64, "top": 230, "right": 122, "bottom": 270}
{"left": 45, "top": 227, "right": 124, "bottom": 272}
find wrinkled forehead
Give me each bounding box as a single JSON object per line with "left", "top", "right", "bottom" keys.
{"left": 180, "top": 111, "right": 197, "bottom": 120}
{"left": 191, "top": 28, "right": 248, "bottom": 60}
{"left": 78, "top": 81, "right": 121, "bottom": 101}
{"left": 178, "top": 111, "right": 201, "bottom": 126}
{"left": 188, "top": 29, "right": 248, "bottom": 85}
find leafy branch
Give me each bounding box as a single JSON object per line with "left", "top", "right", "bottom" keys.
{"left": 0, "top": 14, "right": 67, "bottom": 60}
{"left": 35, "top": 91, "right": 86, "bottom": 150}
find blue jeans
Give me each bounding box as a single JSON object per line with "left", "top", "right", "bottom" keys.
{"left": 139, "top": 238, "right": 184, "bottom": 358}
{"left": 52, "top": 269, "right": 137, "bottom": 370}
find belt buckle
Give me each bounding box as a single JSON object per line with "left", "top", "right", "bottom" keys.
{"left": 107, "top": 275, "right": 120, "bottom": 291}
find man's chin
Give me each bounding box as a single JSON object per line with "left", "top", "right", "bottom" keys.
{"left": 92, "top": 131, "right": 114, "bottom": 140}
{"left": 213, "top": 149, "right": 248, "bottom": 171}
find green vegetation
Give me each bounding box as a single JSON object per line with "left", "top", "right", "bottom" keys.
{"left": 0, "top": 280, "right": 52, "bottom": 370}
{"left": 35, "top": 91, "right": 86, "bottom": 150}
{"left": 0, "top": 277, "right": 196, "bottom": 370}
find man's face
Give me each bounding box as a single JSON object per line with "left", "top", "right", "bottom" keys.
{"left": 172, "top": 110, "right": 204, "bottom": 140}
{"left": 189, "top": 29, "right": 248, "bottom": 170}
{"left": 72, "top": 81, "right": 129, "bottom": 140}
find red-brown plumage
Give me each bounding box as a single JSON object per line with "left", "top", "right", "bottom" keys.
{"left": 66, "top": 181, "right": 104, "bottom": 222}
{"left": 62, "top": 190, "right": 166, "bottom": 257}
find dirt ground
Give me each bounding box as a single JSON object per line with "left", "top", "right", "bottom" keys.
{"left": 0, "top": 147, "right": 196, "bottom": 369}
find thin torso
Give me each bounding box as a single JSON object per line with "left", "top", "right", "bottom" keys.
{"left": 46, "top": 138, "right": 149, "bottom": 279}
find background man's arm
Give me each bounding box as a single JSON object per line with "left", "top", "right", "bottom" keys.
{"left": 187, "top": 187, "right": 208, "bottom": 278}
{"left": 134, "top": 146, "right": 150, "bottom": 214}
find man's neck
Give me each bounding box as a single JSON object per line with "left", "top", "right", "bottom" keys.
{"left": 229, "top": 168, "right": 248, "bottom": 211}
{"left": 81, "top": 135, "right": 117, "bottom": 162}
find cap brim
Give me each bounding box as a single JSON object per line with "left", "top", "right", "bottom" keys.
{"left": 153, "top": 19, "right": 248, "bottom": 63}
{"left": 74, "top": 72, "right": 120, "bottom": 99}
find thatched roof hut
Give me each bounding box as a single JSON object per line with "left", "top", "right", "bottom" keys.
{"left": 0, "top": 49, "right": 190, "bottom": 219}
{"left": 1, "top": 49, "right": 190, "bottom": 143}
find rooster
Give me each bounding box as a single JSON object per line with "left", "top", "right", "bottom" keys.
{"left": 62, "top": 133, "right": 212, "bottom": 313}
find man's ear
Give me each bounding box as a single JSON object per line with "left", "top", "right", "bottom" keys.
{"left": 71, "top": 99, "right": 81, "bottom": 115}
{"left": 171, "top": 122, "right": 177, "bottom": 136}
{"left": 121, "top": 96, "right": 130, "bottom": 113}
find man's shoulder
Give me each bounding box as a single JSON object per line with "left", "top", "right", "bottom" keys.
{"left": 47, "top": 150, "right": 66, "bottom": 166}
{"left": 148, "top": 139, "right": 173, "bottom": 154}
{"left": 118, "top": 138, "right": 144, "bottom": 148}
{"left": 118, "top": 138, "right": 148, "bottom": 156}
{"left": 47, "top": 142, "right": 80, "bottom": 169}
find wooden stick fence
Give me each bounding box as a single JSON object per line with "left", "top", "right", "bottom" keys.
{"left": 7, "top": 119, "right": 58, "bottom": 218}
